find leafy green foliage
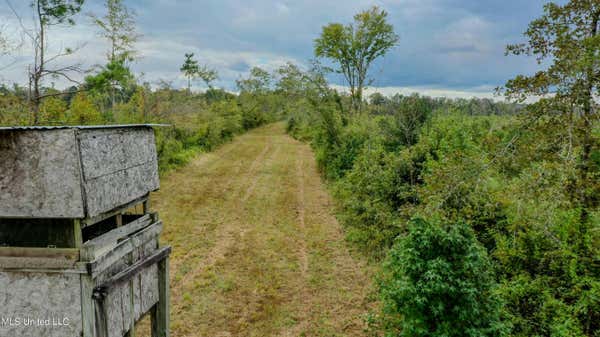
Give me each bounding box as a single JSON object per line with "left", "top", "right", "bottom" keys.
{"left": 288, "top": 88, "right": 598, "bottom": 336}
{"left": 85, "top": 57, "right": 135, "bottom": 93}
{"left": 315, "top": 6, "right": 399, "bottom": 112}
{"left": 503, "top": 0, "right": 600, "bottom": 220}
{"left": 90, "top": 0, "right": 139, "bottom": 62}
{"left": 180, "top": 53, "right": 219, "bottom": 93}
{"left": 181, "top": 53, "right": 199, "bottom": 92}
{"left": 37, "top": 0, "right": 84, "bottom": 25}
{"left": 67, "top": 92, "right": 102, "bottom": 124}
{"left": 380, "top": 218, "right": 507, "bottom": 337}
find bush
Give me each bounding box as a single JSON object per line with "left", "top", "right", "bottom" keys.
{"left": 334, "top": 143, "right": 426, "bottom": 257}
{"left": 379, "top": 218, "right": 507, "bottom": 337}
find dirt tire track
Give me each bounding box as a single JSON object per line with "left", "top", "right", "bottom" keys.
{"left": 147, "top": 124, "right": 375, "bottom": 337}
{"left": 171, "top": 143, "right": 272, "bottom": 296}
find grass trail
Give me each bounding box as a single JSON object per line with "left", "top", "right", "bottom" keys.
{"left": 146, "top": 123, "right": 374, "bottom": 337}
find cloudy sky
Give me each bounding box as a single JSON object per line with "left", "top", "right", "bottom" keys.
{"left": 0, "top": 0, "right": 552, "bottom": 98}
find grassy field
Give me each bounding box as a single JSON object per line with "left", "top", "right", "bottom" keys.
{"left": 141, "top": 123, "right": 375, "bottom": 336}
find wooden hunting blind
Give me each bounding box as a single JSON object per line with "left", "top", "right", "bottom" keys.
{"left": 0, "top": 125, "right": 171, "bottom": 337}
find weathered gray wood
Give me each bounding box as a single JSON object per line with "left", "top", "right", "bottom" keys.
{"left": 78, "top": 128, "right": 156, "bottom": 181}
{"left": 0, "top": 247, "right": 80, "bottom": 259}
{"left": 0, "top": 271, "right": 83, "bottom": 337}
{"left": 79, "top": 128, "right": 159, "bottom": 218}
{"left": 74, "top": 219, "right": 83, "bottom": 248}
{"left": 141, "top": 263, "right": 159, "bottom": 314}
{"left": 0, "top": 246, "right": 80, "bottom": 269}
{"left": 0, "top": 129, "right": 85, "bottom": 218}
{"left": 105, "top": 282, "right": 127, "bottom": 337}
{"left": 126, "top": 278, "right": 135, "bottom": 337}
{"left": 81, "top": 214, "right": 152, "bottom": 261}
{"left": 93, "top": 247, "right": 170, "bottom": 298}
{"left": 152, "top": 256, "right": 170, "bottom": 337}
{"left": 81, "top": 196, "right": 148, "bottom": 229}
{"left": 133, "top": 269, "right": 142, "bottom": 321}
{"left": 0, "top": 256, "right": 80, "bottom": 270}
{"left": 88, "top": 222, "right": 163, "bottom": 278}
{"left": 84, "top": 162, "right": 159, "bottom": 218}
{"left": 0, "top": 126, "right": 159, "bottom": 219}
{"left": 80, "top": 274, "right": 95, "bottom": 337}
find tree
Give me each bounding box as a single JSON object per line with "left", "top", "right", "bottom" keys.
{"left": 84, "top": 56, "right": 135, "bottom": 100}
{"left": 180, "top": 53, "right": 198, "bottom": 93}
{"left": 236, "top": 67, "right": 273, "bottom": 128}
{"left": 67, "top": 92, "right": 102, "bottom": 124}
{"left": 236, "top": 67, "right": 271, "bottom": 93}
{"left": 90, "top": 0, "right": 139, "bottom": 107}
{"left": 179, "top": 53, "right": 218, "bottom": 94}
{"left": 197, "top": 65, "right": 218, "bottom": 89}
{"left": 502, "top": 0, "right": 600, "bottom": 221}
{"left": 90, "top": 0, "right": 138, "bottom": 62}
{"left": 39, "top": 96, "right": 67, "bottom": 123}
{"left": 8, "top": 0, "right": 85, "bottom": 124}
{"left": 380, "top": 218, "right": 507, "bottom": 337}
{"left": 314, "top": 6, "right": 398, "bottom": 113}
{"left": 275, "top": 62, "right": 308, "bottom": 99}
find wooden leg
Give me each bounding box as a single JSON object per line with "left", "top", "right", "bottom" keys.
{"left": 73, "top": 219, "right": 83, "bottom": 248}
{"left": 152, "top": 257, "right": 169, "bottom": 337}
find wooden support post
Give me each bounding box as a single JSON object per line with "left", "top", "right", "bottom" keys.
{"left": 152, "top": 256, "right": 169, "bottom": 337}
{"left": 80, "top": 275, "right": 96, "bottom": 337}
{"left": 116, "top": 214, "right": 123, "bottom": 227}
{"left": 73, "top": 219, "right": 83, "bottom": 248}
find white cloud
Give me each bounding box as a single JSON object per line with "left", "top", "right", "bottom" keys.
{"left": 435, "top": 16, "right": 494, "bottom": 57}
{"left": 331, "top": 84, "right": 502, "bottom": 100}
{"left": 133, "top": 35, "right": 305, "bottom": 89}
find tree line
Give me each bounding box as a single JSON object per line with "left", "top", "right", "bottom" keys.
{"left": 285, "top": 2, "right": 599, "bottom": 337}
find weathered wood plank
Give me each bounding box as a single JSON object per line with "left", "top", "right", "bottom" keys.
{"left": 81, "top": 195, "right": 148, "bottom": 229}
{"left": 73, "top": 219, "right": 83, "bottom": 248}
{"left": 79, "top": 128, "right": 159, "bottom": 218}
{"left": 93, "top": 246, "right": 171, "bottom": 298}
{"left": 85, "top": 162, "right": 159, "bottom": 218}
{"left": 105, "top": 283, "right": 125, "bottom": 337}
{"left": 141, "top": 263, "right": 159, "bottom": 314}
{"left": 0, "top": 129, "right": 85, "bottom": 218}
{"left": 80, "top": 274, "right": 95, "bottom": 337}
{"left": 1, "top": 126, "right": 159, "bottom": 219}
{"left": 78, "top": 128, "right": 156, "bottom": 180}
{"left": 0, "top": 271, "right": 83, "bottom": 337}
{"left": 0, "top": 247, "right": 80, "bottom": 259}
{"left": 0, "top": 256, "right": 80, "bottom": 270}
{"left": 88, "top": 222, "right": 163, "bottom": 278}
{"left": 81, "top": 214, "right": 152, "bottom": 261}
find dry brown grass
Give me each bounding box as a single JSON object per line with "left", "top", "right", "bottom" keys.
{"left": 140, "top": 123, "right": 376, "bottom": 337}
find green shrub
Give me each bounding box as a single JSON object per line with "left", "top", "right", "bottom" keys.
{"left": 379, "top": 218, "right": 507, "bottom": 337}
{"left": 334, "top": 143, "right": 427, "bottom": 257}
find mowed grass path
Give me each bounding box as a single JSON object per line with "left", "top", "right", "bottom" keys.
{"left": 150, "top": 123, "right": 374, "bottom": 337}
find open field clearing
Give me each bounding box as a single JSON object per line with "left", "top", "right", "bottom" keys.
{"left": 146, "top": 123, "right": 375, "bottom": 337}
